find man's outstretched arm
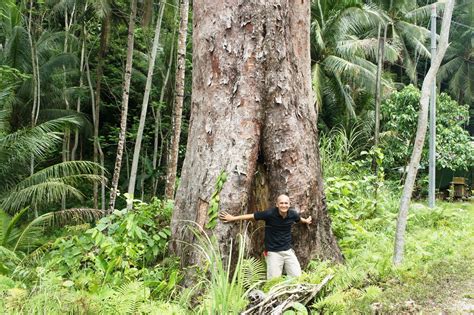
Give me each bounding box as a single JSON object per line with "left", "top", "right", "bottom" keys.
{"left": 219, "top": 211, "right": 254, "bottom": 222}
{"left": 300, "top": 216, "right": 312, "bottom": 224}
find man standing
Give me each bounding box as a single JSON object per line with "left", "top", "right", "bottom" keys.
{"left": 218, "top": 194, "right": 312, "bottom": 279}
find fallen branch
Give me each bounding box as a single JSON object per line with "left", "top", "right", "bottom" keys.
{"left": 242, "top": 274, "right": 333, "bottom": 315}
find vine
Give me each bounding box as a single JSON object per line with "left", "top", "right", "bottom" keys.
{"left": 206, "top": 170, "right": 227, "bottom": 229}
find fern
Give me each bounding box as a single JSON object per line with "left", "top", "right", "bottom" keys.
{"left": 240, "top": 257, "right": 266, "bottom": 290}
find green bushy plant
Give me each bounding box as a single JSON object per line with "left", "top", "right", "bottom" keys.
{"left": 381, "top": 85, "right": 474, "bottom": 174}
{"left": 45, "top": 198, "right": 180, "bottom": 296}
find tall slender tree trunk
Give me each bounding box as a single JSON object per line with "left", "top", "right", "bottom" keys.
{"left": 374, "top": 23, "right": 387, "bottom": 148}
{"left": 171, "top": 0, "right": 342, "bottom": 273}
{"left": 61, "top": 4, "right": 75, "bottom": 210}
{"left": 152, "top": 3, "right": 178, "bottom": 196}
{"left": 109, "top": 0, "right": 138, "bottom": 212}
{"left": 127, "top": 0, "right": 166, "bottom": 209}
{"left": 393, "top": 0, "right": 454, "bottom": 266}
{"left": 373, "top": 23, "right": 387, "bottom": 203}
{"left": 164, "top": 0, "right": 189, "bottom": 199}
{"left": 72, "top": 22, "right": 87, "bottom": 161}
{"left": 26, "top": 0, "right": 39, "bottom": 217}
{"left": 93, "top": 11, "right": 111, "bottom": 210}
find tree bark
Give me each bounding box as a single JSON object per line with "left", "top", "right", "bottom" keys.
{"left": 93, "top": 12, "right": 111, "bottom": 210}
{"left": 109, "top": 0, "right": 138, "bottom": 212}
{"left": 71, "top": 23, "right": 86, "bottom": 161}
{"left": 127, "top": 0, "right": 166, "bottom": 208}
{"left": 171, "top": 0, "right": 342, "bottom": 273}
{"left": 152, "top": 1, "right": 178, "bottom": 196}
{"left": 393, "top": 0, "right": 455, "bottom": 266}
{"left": 164, "top": 0, "right": 189, "bottom": 199}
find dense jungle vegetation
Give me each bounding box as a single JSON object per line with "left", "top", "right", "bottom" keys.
{"left": 0, "top": 0, "right": 473, "bottom": 313}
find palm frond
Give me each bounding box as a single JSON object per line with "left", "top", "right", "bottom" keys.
{"left": 13, "top": 208, "right": 104, "bottom": 252}
{"left": 400, "top": 43, "right": 417, "bottom": 83}
{"left": 405, "top": 2, "right": 445, "bottom": 21}
{"left": 398, "top": 21, "right": 430, "bottom": 58}
{"left": 0, "top": 116, "right": 82, "bottom": 172}
{"left": 438, "top": 56, "right": 463, "bottom": 82}
{"left": 0, "top": 207, "right": 28, "bottom": 247}
{"left": 3, "top": 26, "right": 31, "bottom": 73}
{"left": 311, "top": 19, "right": 325, "bottom": 52}
{"left": 334, "top": 4, "right": 387, "bottom": 38}
{"left": 1, "top": 181, "right": 84, "bottom": 213}
{"left": 323, "top": 55, "right": 377, "bottom": 91}
{"left": 334, "top": 74, "right": 356, "bottom": 119}
{"left": 115, "top": 281, "right": 148, "bottom": 314}
{"left": 381, "top": 41, "right": 401, "bottom": 64}
{"left": 240, "top": 257, "right": 266, "bottom": 290}
{"left": 38, "top": 53, "right": 78, "bottom": 82}
{"left": 0, "top": 245, "right": 20, "bottom": 263}
{"left": 13, "top": 161, "right": 104, "bottom": 190}
{"left": 336, "top": 37, "right": 379, "bottom": 60}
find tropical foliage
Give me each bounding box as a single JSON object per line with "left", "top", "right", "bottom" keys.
{"left": 0, "top": 0, "right": 472, "bottom": 313}
{"left": 380, "top": 85, "right": 474, "bottom": 174}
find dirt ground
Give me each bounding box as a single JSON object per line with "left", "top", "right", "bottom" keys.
{"left": 424, "top": 278, "right": 474, "bottom": 314}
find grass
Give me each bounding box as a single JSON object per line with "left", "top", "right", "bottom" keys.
{"left": 374, "top": 201, "right": 474, "bottom": 312}
{"left": 0, "top": 188, "right": 472, "bottom": 314}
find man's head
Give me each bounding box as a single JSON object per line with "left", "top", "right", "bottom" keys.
{"left": 276, "top": 194, "right": 290, "bottom": 214}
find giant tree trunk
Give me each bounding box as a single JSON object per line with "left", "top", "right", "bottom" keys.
{"left": 393, "top": 0, "right": 454, "bottom": 266}
{"left": 171, "top": 0, "right": 342, "bottom": 271}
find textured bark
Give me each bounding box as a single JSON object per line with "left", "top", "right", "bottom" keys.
{"left": 164, "top": 0, "right": 190, "bottom": 199}
{"left": 393, "top": 0, "right": 454, "bottom": 266}
{"left": 109, "top": 0, "right": 138, "bottom": 211}
{"left": 171, "top": 0, "right": 342, "bottom": 271}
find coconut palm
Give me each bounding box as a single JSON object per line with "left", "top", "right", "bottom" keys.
{"left": 0, "top": 113, "right": 104, "bottom": 213}
{"left": 374, "top": 0, "right": 436, "bottom": 84}
{"left": 311, "top": 0, "right": 397, "bottom": 130}
{"left": 0, "top": 71, "right": 104, "bottom": 214}
{"left": 438, "top": 0, "right": 473, "bottom": 105}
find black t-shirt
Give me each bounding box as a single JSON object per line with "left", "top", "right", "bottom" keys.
{"left": 254, "top": 207, "right": 301, "bottom": 252}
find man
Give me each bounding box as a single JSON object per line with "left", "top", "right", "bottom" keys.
{"left": 218, "top": 194, "right": 312, "bottom": 279}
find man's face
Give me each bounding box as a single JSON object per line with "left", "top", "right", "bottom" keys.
{"left": 276, "top": 195, "right": 290, "bottom": 213}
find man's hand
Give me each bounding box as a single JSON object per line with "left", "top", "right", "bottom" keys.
{"left": 301, "top": 216, "right": 312, "bottom": 225}
{"left": 218, "top": 211, "right": 235, "bottom": 222}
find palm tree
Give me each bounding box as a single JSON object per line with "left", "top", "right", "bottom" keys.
{"left": 0, "top": 112, "right": 104, "bottom": 214}
{"left": 0, "top": 69, "right": 103, "bottom": 214}
{"left": 310, "top": 0, "right": 396, "bottom": 130}
{"left": 374, "top": 0, "right": 435, "bottom": 84}
{"left": 438, "top": 0, "right": 473, "bottom": 105}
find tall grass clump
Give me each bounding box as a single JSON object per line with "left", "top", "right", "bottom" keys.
{"left": 183, "top": 225, "right": 266, "bottom": 314}
{"left": 319, "top": 123, "right": 370, "bottom": 177}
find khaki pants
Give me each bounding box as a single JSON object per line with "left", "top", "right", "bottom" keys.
{"left": 265, "top": 249, "right": 302, "bottom": 279}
